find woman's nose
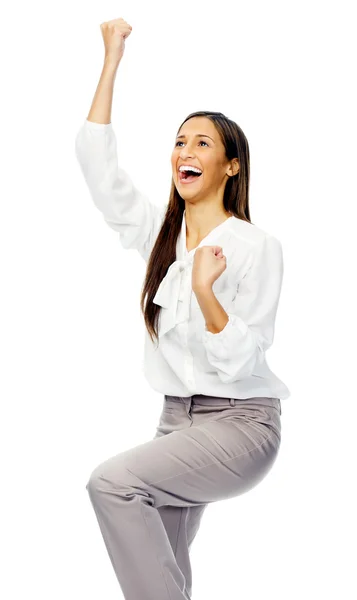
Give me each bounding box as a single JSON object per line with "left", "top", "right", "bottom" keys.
{"left": 180, "top": 149, "right": 195, "bottom": 159}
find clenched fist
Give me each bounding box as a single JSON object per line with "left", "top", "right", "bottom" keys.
{"left": 192, "top": 246, "right": 227, "bottom": 292}
{"left": 100, "top": 18, "right": 133, "bottom": 64}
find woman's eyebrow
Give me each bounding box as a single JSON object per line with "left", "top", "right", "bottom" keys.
{"left": 176, "top": 134, "right": 215, "bottom": 142}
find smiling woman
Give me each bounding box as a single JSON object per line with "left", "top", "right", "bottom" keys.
{"left": 142, "top": 110, "right": 248, "bottom": 345}
{"left": 171, "top": 120, "right": 239, "bottom": 208}
{"left": 75, "top": 15, "right": 290, "bottom": 600}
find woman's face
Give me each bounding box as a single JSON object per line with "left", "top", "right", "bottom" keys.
{"left": 171, "top": 116, "right": 236, "bottom": 203}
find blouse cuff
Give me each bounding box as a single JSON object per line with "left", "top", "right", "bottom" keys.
{"left": 84, "top": 119, "right": 113, "bottom": 130}
{"left": 203, "top": 313, "right": 248, "bottom": 339}
{"left": 202, "top": 313, "right": 258, "bottom": 381}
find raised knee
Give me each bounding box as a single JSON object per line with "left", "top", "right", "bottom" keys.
{"left": 86, "top": 464, "right": 106, "bottom": 493}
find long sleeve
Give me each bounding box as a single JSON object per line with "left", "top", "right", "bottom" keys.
{"left": 202, "top": 234, "right": 284, "bottom": 383}
{"left": 74, "top": 119, "right": 165, "bottom": 262}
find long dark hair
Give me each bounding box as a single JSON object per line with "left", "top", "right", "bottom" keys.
{"left": 140, "top": 110, "right": 252, "bottom": 347}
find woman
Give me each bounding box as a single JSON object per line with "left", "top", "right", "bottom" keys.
{"left": 75, "top": 17, "right": 291, "bottom": 600}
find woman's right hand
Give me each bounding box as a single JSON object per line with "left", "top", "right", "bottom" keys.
{"left": 100, "top": 18, "right": 133, "bottom": 65}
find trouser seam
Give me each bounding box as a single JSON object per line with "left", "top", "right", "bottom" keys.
{"left": 139, "top": 496, "right": 174, "bottom": 600}
{"left": 147, "top": 430, "right": 277, "bottom": 487}
{"left": 174, "top": 507, "right": 184, "bottom": 556}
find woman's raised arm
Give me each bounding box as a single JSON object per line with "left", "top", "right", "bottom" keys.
{"left": 75, "top": 18, "right": 165, "bottom": 262}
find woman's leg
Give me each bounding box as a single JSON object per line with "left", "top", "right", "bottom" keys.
{"left": 152, "top": 404, "right": 208, "bottom": 600}
{"left": 154, "top": 504, "right": 207, "bottom": 599}
{"left": 86, "top": 396, "right": 281, "bottom": 600}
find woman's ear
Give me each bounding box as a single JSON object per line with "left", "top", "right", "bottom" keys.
{"left": 227, "top": 158, "right": 239, "bottom": 177}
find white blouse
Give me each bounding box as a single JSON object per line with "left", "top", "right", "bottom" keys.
{"left": 75, "top": 119, "right": 291, "bottom": 402}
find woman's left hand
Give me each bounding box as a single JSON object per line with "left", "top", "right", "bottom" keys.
{"left": 192, "top": 245, "right": 227, "bottom": 291}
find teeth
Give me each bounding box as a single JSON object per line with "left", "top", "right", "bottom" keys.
{"left": 179, "top": 165, "right": 202, "bottom": 174}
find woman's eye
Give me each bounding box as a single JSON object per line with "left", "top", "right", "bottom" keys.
{"left": 175, "top": 140, "right": 208, "bottom": 147}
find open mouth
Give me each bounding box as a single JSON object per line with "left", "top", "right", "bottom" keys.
{"left": 178, "top": 169, "right": 203, "bottom": 184}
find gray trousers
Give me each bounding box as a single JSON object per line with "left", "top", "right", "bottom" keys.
{"left": 86, "top": 394, "right": 282, "bottom": 600}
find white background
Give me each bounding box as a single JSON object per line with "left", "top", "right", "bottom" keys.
{"left": 1, "top": 1, "right": 356, "bottom": 598}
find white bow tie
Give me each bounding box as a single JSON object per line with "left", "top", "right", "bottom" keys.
{"left": 152, "top": 256, "right": 194, "bottom": 338}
